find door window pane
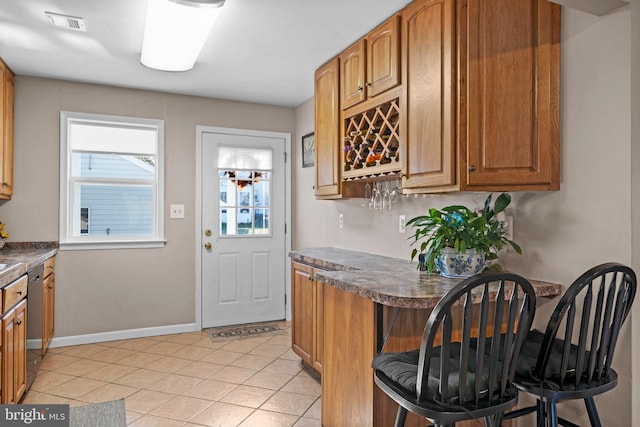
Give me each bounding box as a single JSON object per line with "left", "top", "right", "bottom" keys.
{"left": 218, "top": 167, "right": 270, "bottom": 237}
{"left": 254, "top": 208, "right": 269, "bottom": 234}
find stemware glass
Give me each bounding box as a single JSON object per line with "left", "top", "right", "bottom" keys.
{"left": 372, "top": 182, "right": 382, "bottom": 210}
{"left": 363, "top": 182, "right": 371, "bottom": 208}
{"left": 382, "top": 181, "right": 391, "bottom": 210}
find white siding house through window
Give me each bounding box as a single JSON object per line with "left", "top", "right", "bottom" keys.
{"left": 79, "top": 154, "right": 155, "bottom": 236}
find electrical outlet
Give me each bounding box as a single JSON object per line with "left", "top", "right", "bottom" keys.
{"left": 339, "top": 213, "right": 344, "bottom": 229}
{"left": 504, "top": 215, "right": 514, "bottom": 241}
{"left": 399, "top": 215, "right": 406, "bottom": 233}
{"left": 170, "top": 204, "right": 185, "bottom": 219}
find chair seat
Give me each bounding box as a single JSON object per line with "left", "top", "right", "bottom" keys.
{"left": 514, "top": 330, "right": 618, "bottom": 398}
{"left": 372, "top": 340, "right": 514, "bottom": 406}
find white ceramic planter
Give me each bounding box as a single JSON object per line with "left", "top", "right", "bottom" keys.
{"left": 435, "top": 248, "right": 485, "bottom": 278}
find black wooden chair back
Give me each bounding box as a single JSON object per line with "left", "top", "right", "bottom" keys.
{"left": 534, "top": 263, "right": 635, "bottom": 389}
{"left": 506, "top": 262, "right": 637, "bottom": 427}
{"left": 372, "top": 272, "right": 536, "bottom": 427}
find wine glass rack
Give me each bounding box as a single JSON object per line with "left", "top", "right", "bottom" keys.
{"left": 342, "top": 98, "right": 401, "bottom": 179}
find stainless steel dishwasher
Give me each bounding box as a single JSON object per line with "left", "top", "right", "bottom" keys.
{"left": 25, "top": 263, "right": 44, "bottom": 394}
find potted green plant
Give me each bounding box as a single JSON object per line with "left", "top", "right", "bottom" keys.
{"left": 407, "top": 193, "right": 522, "bottom": 277}
{"left": 0, "top": 222, "right": 9, "bottom": 249}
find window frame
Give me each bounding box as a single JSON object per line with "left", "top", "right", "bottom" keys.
{"left": 59, "top": 111, "right": 165, "bottom": 250}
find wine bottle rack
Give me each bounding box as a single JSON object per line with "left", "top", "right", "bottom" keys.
{"left": 342, "top": 98, "right": 401, "bottom": 179}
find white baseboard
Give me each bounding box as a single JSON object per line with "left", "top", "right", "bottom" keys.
{"left": 27, "top": 323, "right": 200, "bottom": 349}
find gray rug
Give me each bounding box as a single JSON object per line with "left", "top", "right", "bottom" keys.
{"left": 205, "top": 322, "right": 286, "bottom": 342}
{"left": 69, "top": 399, "right": 126, "bottom": 427}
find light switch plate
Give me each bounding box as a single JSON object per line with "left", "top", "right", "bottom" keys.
{"left": 170, "top": 204, "right": 185, "bottom": 219}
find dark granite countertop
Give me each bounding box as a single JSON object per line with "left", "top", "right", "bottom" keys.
{"left": 289, "top": 247, "right": 562, "bottom": 309}
{"left": 0, "top": 242, "right": 58, "bottom": 288}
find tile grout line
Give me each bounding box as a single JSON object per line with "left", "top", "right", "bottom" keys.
{"left": 26, "top": 322, "right": 321, "bottom": 427}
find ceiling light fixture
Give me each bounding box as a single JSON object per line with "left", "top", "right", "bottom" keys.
{"left": 141, "top": 0, "right": 225, "bottom": 72}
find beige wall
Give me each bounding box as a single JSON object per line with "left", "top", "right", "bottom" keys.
{"left": 0, "top": 77, "right": 295, "bottom": 338}
{"left": 291, "top": 6, "right": 632, "bottom": 426}
{"left": 631, "top": 0, "right": 640, "bottom": 425}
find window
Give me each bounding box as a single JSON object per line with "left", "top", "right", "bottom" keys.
{"left": 60, "top": 112, "right": 164, "bottom": 249}
{"left": 217, "top": 147, "right": 272, "bottom": 236}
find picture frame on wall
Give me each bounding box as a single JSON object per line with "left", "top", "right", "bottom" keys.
{"left": 302, "top": 132, "right": 315, "bottom": 168}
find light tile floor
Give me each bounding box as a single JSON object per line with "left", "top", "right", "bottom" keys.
{"left": 23, "top": 322, "right": 322, "bottom": 427}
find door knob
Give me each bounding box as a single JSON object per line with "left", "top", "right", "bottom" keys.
{"left": 204, "top": 242, "right": 212, "bottom": 250}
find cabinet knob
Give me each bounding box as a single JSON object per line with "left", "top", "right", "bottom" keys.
{"left": 366, "top": 82, "right": 372, "bottom": 88}
{"left": 469, "top": 165, "right": 476, "bottom": 172}
{"left": 2, "top": 182, "right": 8, "bottom": 186}
{"left": 17, "top": 291, "right": 21, "bottom": 295}
{"left": 357, "top": 86, "right": 363, "bottom": 92}
{"left": 48, "top": 285, "right": 53, "bottom": 289}
{"left": 15, "top": 320, "right": 22, "bottom": 325}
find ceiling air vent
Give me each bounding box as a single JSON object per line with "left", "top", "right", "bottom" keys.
{"left": 45, "top": 12, "right": 86, "bottom": 31}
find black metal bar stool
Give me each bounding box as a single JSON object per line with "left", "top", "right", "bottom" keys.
{"left": 372, "top": 272, "right": 537, "bottom": 427}
{"left": 504, "top": 262, "right": 637, "bottom": 427}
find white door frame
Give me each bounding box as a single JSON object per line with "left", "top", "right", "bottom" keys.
{"left": 195, "top": 126, "right": 292, "bottom": 329}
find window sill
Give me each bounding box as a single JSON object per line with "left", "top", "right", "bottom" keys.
{"left": 60, "top": 239, "right": 167, "bottom": 251}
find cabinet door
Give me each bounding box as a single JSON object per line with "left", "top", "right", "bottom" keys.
{"left": 340, "top": 40, "right": 366, "bottom": 110}
{"left": 312, "top": 278, "right": 323, "bottom": 374}
{"left": 1, "top": 67, "right": 13, "bottom": 198}
{"left": 291, "top": 263, "right": 314, "bottom": 367}
{"left": 402, "top": 0, "right": 457, "bottom": 190}
{"left": 314, "top": 58, "right": 341, "bottom": 198}
{"left": 366, "top": 15, "right": 400, "bottom": 98}
{"left": 460, "top": 0, "right": 560, "bottom": 190}
{"left": 43, "top": 273, "right": 55, "bottom": 355}
{"left": 2, "top": 308, "right": 15, "bottom": 403}
{"left": 13, "top": 300, "right": 26, "bottom": 402}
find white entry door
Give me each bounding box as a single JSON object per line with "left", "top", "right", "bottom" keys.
{"left": 201, "top": 129, "right": 287, "bottom": 328}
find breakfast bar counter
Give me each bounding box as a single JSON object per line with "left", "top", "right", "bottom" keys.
{"left": 289, "top": 247, "right": 562, "bottom": 427}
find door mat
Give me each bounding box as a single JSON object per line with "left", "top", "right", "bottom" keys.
{"left": 204, "top": 322, "right": 286, "bottom": 342}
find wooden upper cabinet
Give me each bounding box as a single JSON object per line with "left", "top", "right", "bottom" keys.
{"left": 367, "top": 15, "right": 401, "bottom": 98}
{"left": 402, "top": 0, "right": 457, "bottom": 191}
{"left": 315, "top": 0, "right": 560, "bottom": 197}
{"left": 402, "top": 0, "right": 560, "bottom": 193}
{"left": 340, "top": 40, "right": 366, "bottom": 110}
{"left": 0, "top": 59, "right": 14, "bottom": 200}
{"left": 314, "top": 58, "right": 341, "bottom": 198}
{"left": 340, "top": 15, "right": 400, "bottom": 110}
{"left": 459, "top": 0, "right": 560, "bottom": 190}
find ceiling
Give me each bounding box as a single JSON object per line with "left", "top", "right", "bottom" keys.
{"left": 0, "top": 0, "right": 414, "bottom": 108}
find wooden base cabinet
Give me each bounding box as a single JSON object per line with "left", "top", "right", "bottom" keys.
{"left": 42, "top": 272, "right": 55, "bottom": 354}
{"left": 322, "top": 287, "right": 513, "bottom": 427}
{"left": 1, "top": 276, "right": 28, "bottom": 404}
{"left": 291, "top": 262, "right": 324, "bottom": 375}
